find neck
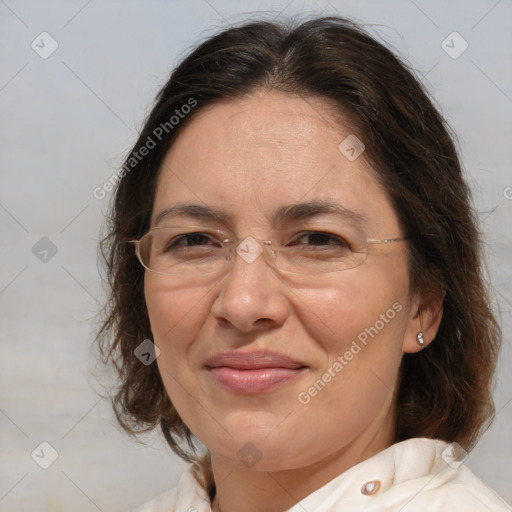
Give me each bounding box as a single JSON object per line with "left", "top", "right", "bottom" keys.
{"left": 210, "top": 408, "right": 395, "bottom": 512}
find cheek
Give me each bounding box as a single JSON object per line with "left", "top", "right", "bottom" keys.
{"left": 144, "top": 277, "right": 210, "bottom": 356}
{"left": 290, "top": 270, "right": 407, "bottom": 354}
{"left": 290, "top": 260, "right": 411, "bottom": 414}
{"left": 291, "top": 283, "right": 362, "bottom": 356}
{"left": 144, "top": 277, "right": 214, "bottom": 422}
{"left": 289, "top": 270, "right": 408, "bottom": 439}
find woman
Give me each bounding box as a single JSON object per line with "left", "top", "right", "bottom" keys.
{"left": 96, "top": 15, "right": 510, "bottom": 511}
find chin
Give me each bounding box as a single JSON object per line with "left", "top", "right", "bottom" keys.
{"left": 201, "top": 425, "right": 336, "bottom": 473}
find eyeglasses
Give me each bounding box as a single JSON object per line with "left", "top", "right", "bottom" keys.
{"left": 128, "top": 225, "right": 407, "bottom": 277}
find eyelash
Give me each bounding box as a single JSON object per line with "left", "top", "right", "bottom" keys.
{"left": 168, "top": 231, "right": 350, "bottom": 250}
{"left": 290, "top": 232, "right": 349, "bottom": 248}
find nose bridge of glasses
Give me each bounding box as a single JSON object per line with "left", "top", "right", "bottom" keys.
{"left": 232, "top": 235, "right": 274, "bottom": 266}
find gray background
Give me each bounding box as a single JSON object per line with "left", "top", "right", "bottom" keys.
{"left": 0, "top": 0, "right": 511, "bottom": 510}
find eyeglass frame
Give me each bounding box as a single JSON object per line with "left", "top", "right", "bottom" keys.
{"left": 128, "top": 224, "right": 408, "bottom": 278}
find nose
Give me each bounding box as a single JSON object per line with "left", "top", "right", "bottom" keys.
{"left": 210, "top": 237, "right": 289, "bottom": 333}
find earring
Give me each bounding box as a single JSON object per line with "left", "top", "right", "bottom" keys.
{"left": 416, "top": 331, "right": 425, "bottom": 349}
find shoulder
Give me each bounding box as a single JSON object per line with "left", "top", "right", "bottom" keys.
{"left": 292, "top": 438, "right": 511, "bottom": 511}
{"left": 126, "top": 464, "right": 211, "bottom": 512}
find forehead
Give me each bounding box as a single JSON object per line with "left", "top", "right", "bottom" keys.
{"left": 152, "top": 90, "right": 401, "bottom": 234}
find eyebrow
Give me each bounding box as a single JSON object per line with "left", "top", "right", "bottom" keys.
{"left": 153, "top": 200, "right": 368, "bottom": 228}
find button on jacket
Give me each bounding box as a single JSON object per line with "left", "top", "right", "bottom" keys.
{"left": 129, "top": 438, "right": 511, "bottom": 511}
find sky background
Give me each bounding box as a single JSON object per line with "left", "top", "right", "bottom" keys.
{"left": 1, "top": 0, "right": 511, "bottom": 510}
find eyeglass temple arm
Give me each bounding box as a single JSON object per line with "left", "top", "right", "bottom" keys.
{"left": 366, "top": 237, "right": 407, "bottom": 244}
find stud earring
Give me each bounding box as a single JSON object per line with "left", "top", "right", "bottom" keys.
{"left": 417, "top": 331, "right": 425, "bottom": 349}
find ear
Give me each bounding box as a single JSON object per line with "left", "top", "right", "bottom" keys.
{"left": 402, "top": 290, "right": 445, "bottom": 353}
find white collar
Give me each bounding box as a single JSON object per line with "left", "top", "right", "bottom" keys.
{"left": 138, "top": 437, "right": 509, "bottom": 511}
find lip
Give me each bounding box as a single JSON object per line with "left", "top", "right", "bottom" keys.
{"left": 205, "top": 350, "right": 308, "bottom": 395}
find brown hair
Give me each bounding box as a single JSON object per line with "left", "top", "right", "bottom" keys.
{"left": 95, "top": 15, "right": 501, "bottom": 496}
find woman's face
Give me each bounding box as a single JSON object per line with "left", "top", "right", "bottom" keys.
{"left": 144, "top": 89, "right": 422, "bottom": 471}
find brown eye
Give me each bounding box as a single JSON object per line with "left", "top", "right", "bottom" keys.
{"left": 288, "top": 232, "right": 351, "bottom": 249}
{"left": 168, "top": 233, "right": 215, "bottom": 249}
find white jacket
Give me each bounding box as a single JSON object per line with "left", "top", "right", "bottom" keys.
{"left": 129, "top": 438, "right": 511, "bottom": 511}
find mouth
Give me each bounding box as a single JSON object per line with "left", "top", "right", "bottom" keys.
{"left": 205, "top": 350, "right": 308, "bottom": 395}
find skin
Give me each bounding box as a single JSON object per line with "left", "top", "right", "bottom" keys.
{"left": 144, "top": 89, "right": 443, "bottom": 512}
